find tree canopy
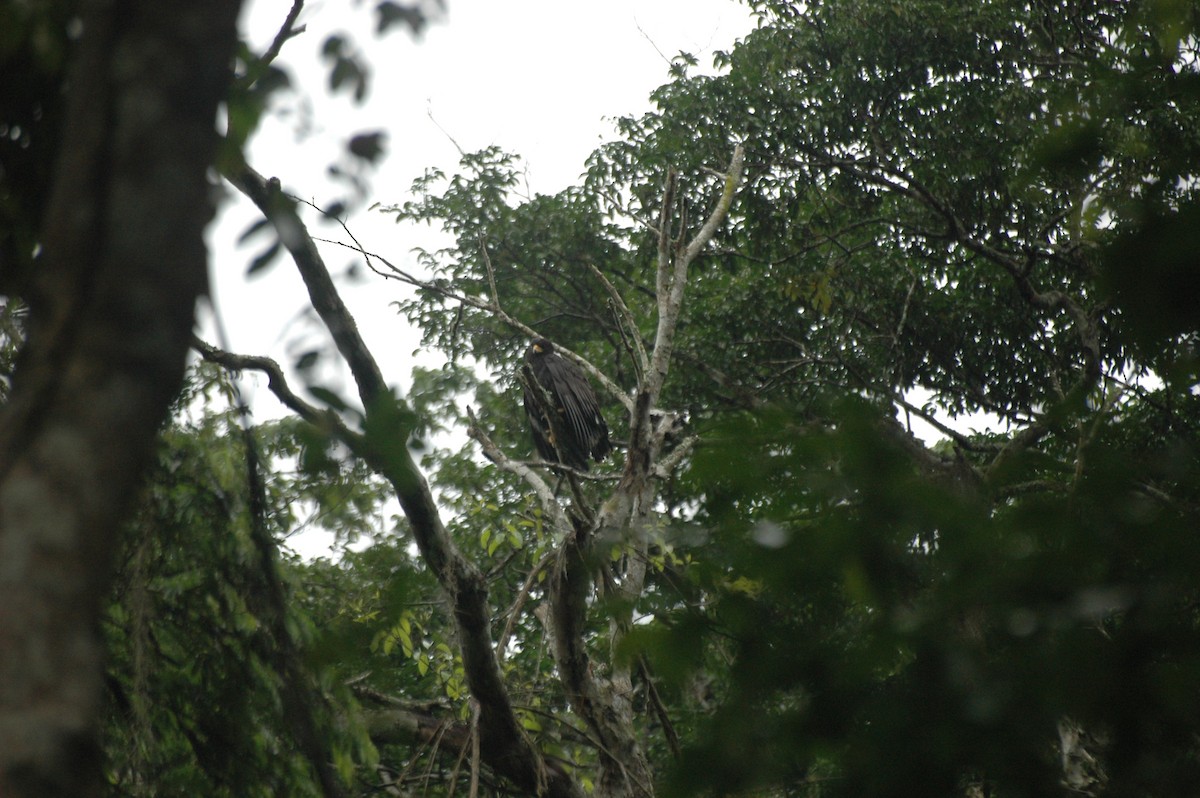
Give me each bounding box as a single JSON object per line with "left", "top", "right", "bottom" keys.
{"left": 3, "top": 1, "right": 1200, "bottom": 797}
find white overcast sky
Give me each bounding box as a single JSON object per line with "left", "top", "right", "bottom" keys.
{"left": 202, "top": 0, "right": 981, "bottom": 560}
{"left": 205, "top": 0, "right": 756, "bottom": 400}
{"left": 202, "top": 0, "right": 756, "bottom": 556}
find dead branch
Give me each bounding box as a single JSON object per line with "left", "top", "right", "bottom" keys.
{"left": 648, "top": 145, "right": 745, "bottom": 402}
{"left": 654, "top": 433, "right": 700, "bottom": 478}
{"left": 655, "top": 170, "right": 677, "bottom": 306}
{"left": 638, "top": 658, "right": 681, "bottom": 759}
{"left": 543, "top": 144, "right": 746, "bottom": 798}
{"left": 479, "top": 233, "right": 501, "bottom": 311}
{"left": 225, "top": 167, "right": 389, "bottom": 407}
{"left": 466, "top": 407, "right": 572, "bottom": 537}
{"left": 258, "top": 0, "right": 305, "bottom": 70}
{"left": 587, "top": 261, "right": 649, "bottom": 378}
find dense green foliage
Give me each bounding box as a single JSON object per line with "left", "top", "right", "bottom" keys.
{"left": 102, "top": 370, "right": 383, "bottom": 796}
{"left": 5, "top": 0, "right": 1200, "bottom": 796}
{"left": 379, "top": 1, "right": 1200, "bottom": 795}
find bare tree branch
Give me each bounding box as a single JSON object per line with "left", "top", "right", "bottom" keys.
{"left": 479, "top": 233, "right": 502, "bottom": 311}
{"left": 259, "top": 0, "right": 306, "bottom": 69}
{"left": 542, "top": 145, "right": 746, "bottom": 798}
{"left": 655, "top": 170, "right": 677, "bottom": 306}
{"left": 312, "top": 233, "right": 635, "bottom": 412}
{"left": 191, "top": 336, "right": 360, "bottom": 440}
{"left": 587, "top": 261, "right": 649, "bottom": 378}
{"left": 497, "top": 549, "right": 556, "bottom": 663}
{"left": 360, "top": 693, "right": 582, "bottom": 797}
{"left": 467, "top": 407, "right": 572, "bottom": 537}
{"left": 654, "top": 433, "right": 700, "bottom": 478}
{"left": 224, "top": 167, "right": 390, "bottom": 408}
{"left": 223, "top": 164, "right": 583, "bottom": 798}
{"left": 648, "top": 145, "right": 745, "bottom": 401}
{"left": 639, "top": 658, "right": 681, "bottom": 759}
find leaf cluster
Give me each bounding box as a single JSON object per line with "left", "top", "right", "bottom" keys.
{"left": 83, "top": 0, "right": 1200, "bottom": 796}
{"left": 101, "top": 371, "right": 383, "bottom": 795}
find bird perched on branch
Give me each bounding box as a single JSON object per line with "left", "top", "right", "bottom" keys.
{"left": 522, "top": 338, "right": 611, "bottom": 471}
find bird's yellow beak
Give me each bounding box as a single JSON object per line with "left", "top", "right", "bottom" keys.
{"left": 533, "top": 343, "right": 544, "bottom": 353}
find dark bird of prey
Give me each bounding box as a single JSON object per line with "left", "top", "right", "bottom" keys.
{"left": 522, "top": 338, "right": 611, "bottom": 471}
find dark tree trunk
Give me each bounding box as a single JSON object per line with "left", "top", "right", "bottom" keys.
{"left": 0, "top": 1, "right": 242, "bottom": 795}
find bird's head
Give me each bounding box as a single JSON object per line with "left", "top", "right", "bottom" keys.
{"left": 530, "top": 338, "right": 554, "bottom": 355}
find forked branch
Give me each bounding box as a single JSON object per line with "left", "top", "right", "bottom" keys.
{"left": 648, "top": 144, "right": 745, "bottom": 401}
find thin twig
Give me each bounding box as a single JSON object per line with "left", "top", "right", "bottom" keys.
{"left": 310, "top": 235, "right": 634, "bottom": 411}
{"left": 587, "top": 261, "right": 648, "bottom": 377}
{"left": 479, "top": 232, "right": 501, "bottom": 311}
{"left": 638, "top": 657, "right": 681, "bottom": 759}
{"left": 498, "top": 549, "right": 557, "bottom": 662}
{"left": 259, "top": 0, "right": 305, "bottom": 70}
{"left": 467, "top": 407, "right": 573, "bottom": 537}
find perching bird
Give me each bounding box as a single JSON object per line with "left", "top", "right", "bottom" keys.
{"left": 522, "top": 338, "right": 611, "bottom": 471}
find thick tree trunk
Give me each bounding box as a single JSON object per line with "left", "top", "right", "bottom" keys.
{"left": 0, "top": 2, "right": 241, "bottom": 795}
